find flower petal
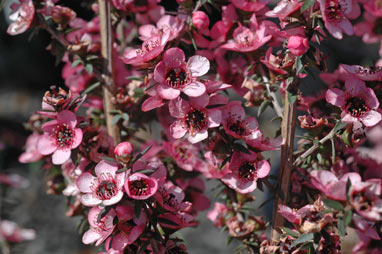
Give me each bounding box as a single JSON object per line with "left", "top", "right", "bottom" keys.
{"left": 76, "top": 172, "right": 96, "bottom": 193}
{"left": 187, "top": 55, "right": 210, "bottom": 77}
{"left": 361, "top": 110, "right": 382, "bottom": 127}
{"left": 82, "top": 229, "right": 101, "bottom": 245}
{"left": 95, "top": 160, "right": 118, "bottom": 177}
{"left": 57, "top": 110, "right": 77, "bottom": 127}
{"left": 81, "top": 193, "right": 102, "bottom": 206}
{"left": 257, "top": 160, "right": 270, "bottom": 178}
{"left": 157, "top": 84, "right": 181, "bottom": 100}
{"left": 170, "top": 121, "right": 187, "bottom": 139}
{"left": 52, "top": 149, "right": 71, "bottom": 165}
{"left": 182, "top": 81, "right": 206, "bottom": 97}
{"left": 326, "top": 88, "right": 345, "bottom": 107}
{"left": 37, "top": 134, "right": 57, "bottom": 155}
{"left": 187, "top": 130, "right": 208, "bottom": 144}
{"left": 207, "top": 108, "right": 222, "bottom": 128}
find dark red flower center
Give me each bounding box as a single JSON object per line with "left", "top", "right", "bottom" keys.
{"left": 166, "top": 68, "right": 190, "bottom": 89}
{"left": 352, "top": 192, "right": 373, "bottom": 211}
{"left": 373, "top": 18, "right": 382, "bottom": 35}
{"left": 228, "top": 119, "right": 247, "bottom": 136}
{"left": 324, "top": 0, "right": 345, "bottom": 23}
{"left": 185, "top": 109, "right": 208, "bottom": 134}
{"left": 345, "top": 97, "right": 370, "bottom": 117}
{"left": 129, "top": 179, "right": 149, "bottom": 196}
{"left": 55, "top": 124, "right": 75, "bottom": 148}
{"left": 96, "top": 180, "right": 118, "bottom": 200}
{"left": 238, "top": 162, "right": 257, "bottom": 180}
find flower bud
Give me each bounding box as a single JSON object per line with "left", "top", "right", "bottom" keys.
{"left": 192, "top": 11, "right": 210, "bottom": 31}
{"left": 114, "top": 141, "right": 134, "bottom": 164}
{"left": 287, "top": 35, "right": 309, "bottom": 56}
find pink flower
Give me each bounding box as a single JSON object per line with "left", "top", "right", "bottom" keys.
{"left": 222, "top": 151, "right": 270, "bottom": 194}
{"left": 0, "top": 220, "right": 35, "bottom": 243}
{"left": 207, "top": 202, "right": 228, "bottom": 227}
{"left": 163, "top": 140, "right": 200, "bottom": 171}
{"left": 114, "top": 141, "right": 134, "bottom": 164}
{"left": 196, "top": 151, "right": 230, "bottom": 179}
{"left": 310, "top": 170, "right": 361, "bottom": 201}
{"left": 287, "top": 35, "right": 309, "bottom": 56}
{"left": 221, "top": 23, "right": 272, "bottom": 52}
{"left": 7, "top": 0, "right": 35, "bottom": 35}
{"left": 139, "top": 15, "right": 184, "bottom": 41}
{"left": 111, "top": 204, "right": 147, "bottom": 250}
{"left": 341, "top": 64, "right": 382, "bottom": 81}
{"left": 155, "top": 181, "right": 191, "bottom": 212}
{"left": 363, "top": 0, "right": 382, "bottom": 17}
{"left": 154, "top": 48, "right": 209, "bottom": 100}
{"left": 124, "top": 173, "right": 158, "bottom": 200}
{"left": 76, "top": 160, "right": 126, "bottom": 206}
{"left": 192, "top": 11, "right": 210, "bottom": 35}
{"left": 326, "top": 78, "right": 382, "bottom": 127}
{"left": 318, "top": 0, "right": 354, "bottom": 39}
{"left": 18, "top": 133, "right": 43, "bottom": 163}
{"left": 169, "top": 94, "right": 222, "bottom": 143}
{"left": 265, "top": 0, "right": 304, "bottom": 18}
{"left": 62, "top": 62, "right": 92, "bottom": 93}
{"left": 231, "top": 0, "right": 271, "bottom": 12}
{"left": 82, "top": 206, "right": 116, "bottom": 246}
{"left": 37, "top": 110, "right": 83, "bottom": 165}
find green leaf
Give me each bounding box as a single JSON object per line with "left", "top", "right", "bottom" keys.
{"left": 126, "top": 76, "right": 144, "bottom": 81}
{"left": 121, "top": 113, "right": 130, "bottom": 122}
{"left": 344, "top": 210, "right": 353, "bottom": 226}
{"left": 81, "top": 82, "right": 100, "bottom": 96}
{"left": 338, "top": 218, "right": 346, "bottom": 237}
{"left": 116, "top": 167, "right": 128, "bottom": 173}
{"left": 226, "top": 236, "right": 233, "bottom": 246}
{"left": 101, "top": 156, "right": 117, "bottom": 162}
{"left": 112, "top": 115, "right": 122, "bottom": 125}
{"left": 331, "top": 138, "right": 335, "bottom": 165}
{"left": 301, "top": 0, "right": 315, "bottom": 12}
{"left": 342, "top": 130, "right": 351, "bottom": 146}
{"left": 323, "top": 199, "right": 344, "bottom": 211}
{"left": 334, "top": 121, "right": 347, "bottom": 132}
{"left": 85, "top": 63, "right": 93, "bottom": 75}
{"left": 258, "top": 100, "right": 270, "bottom": 117}
{"left": 232, "top": 139, "right": 251, "bottom": 154}
{"left": 291, "top": 233, "right": 314, "bottom": 248}
{"left": 295, "top": 56, "right": 304, "bottom": 74}
{"left": 287, "top": 91, "right": 298, "bottom": 105}
{"left": 72, "top": 59, "right": 82, "bottom": 68}
{"left": 280, "top": 227, "right": 300, "bottom": 238}
{"left": 220, "top": 156, "right": 231, "bottom": 169}
{"left": 131, "top": 145, "right": 152, "bottom": 163}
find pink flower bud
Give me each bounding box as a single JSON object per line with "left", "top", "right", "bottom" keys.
{"left": 114, "top": 142, "right": 134, "bottom": 164}
{"left": 287, "top": 35, "right": 309, "bottom": 56}
{"left": 192, "top": 11, "right": 210, "bottom": 31}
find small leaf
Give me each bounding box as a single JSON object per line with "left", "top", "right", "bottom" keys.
{"left": 280, "top": 227, "right": 300, "bottom": 238}
{"left": 157, "top": 217, "right": 180, "bottom": 227}
{"left": 81, "top": 82, "right": 100, "bottom": 96}
{"left": 220, "top": 156, "right": 231, "bottom": 169}
{"left": 323, "top": 199, "right": 344, "bottom": 211}
{"left": 338, "top": 218, "right": 346, "bottom": 237}
{"left": 101, "top": 156, "right": 117, "bottom": 162}
{"left": 112, "top": 115, "right": 122, "bottom": 125}
{"left": 137, "top": 240, "right": 151, "bottom": 253}
{"left": 226, "top": 236, "right": 233, "bottom": 246}
{"left": 121, "top": 113, "right": 130, "bottom": 122}
{"left": 232, "top": 139, "right": 251, "bottom": 154}
{"left": 126, "top": 76, "right": 144, "bottom": 81}
{"left": 330, "top": 138, "right": 335, "bottom": 165}
{"left": 344, "top": 210, "right": 352, "bottom": 226}
{"left": 287, "top": 91, "right": 298, "bottom": 105}
{"left": 131, "top": 145, "right": 152, "bottom": 163}
{"left": 334, "top": 121, "right": 347, "bottom": 132}
{"left": 97, "top": 206, "right": 111, "bottom": 222}
{"left": 72, "top": 59, "right": 82, "bottom": 68}
{"left": 295, "top": 56, "right": 304, "bottom": 74}
{"left": 85, "top": 63, "right": 93, "bottom": 75}
{"left": 291, "top": 233, "right": 314, "bottom": 248}
{"left": 301, "top": 0, "right": 315, "bottom": 12}
{"left": 135, "top": 168, "right": 155, "bottom": 174}
{"left": 116, "top": 167, "right": 129, "bottom": 173}
{"left": 258, "top": 100, "right": 270, "bottom": 117}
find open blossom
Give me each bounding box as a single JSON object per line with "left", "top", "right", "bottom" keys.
{"left": 326, "top": 78, "right": 381, "bottom": 127}
{"left": 7, "top": 0, "right": 35, "bottom": 35}
{"left": 317, "top": 0, "right": 355, "bottom": 39}
{"left": 221, "top": 23, "right": 272, "bottom": 52}
{"left": 231, "top": 0, "right": 271, "bottom": 12}
{"left": 37, "top": 110, "right": 83, "bottom": 165}
{"left": 139, "top": 15, "right": 184, "bottom": 41}
{"left": 76, "top": 160, "right": 126, "bottom": 206}
{"left": 154, "top": 47, "right": 209, "bottom": 100}
{"left": 222, "top": 151, "right": 270, "bottom": 194}
{"left": 169, "top": 94, "right": 222, "bottom": 143}
{"left": 163, "top": 140, "right": 200, "bottom": 171}
{"left": 265, "top": 0, "right": 303, "bottom": 18}
{"left": 82, "top": 206, "right": 116, "bottom": 246}
{"left": 18, "top": 132, "right": 43, "bottom": 163}
{"left": 341, "top": 64, "right": 382, "bottom": 81}
{"left": 124, "top": 173, "right": 158, "bottom": 200}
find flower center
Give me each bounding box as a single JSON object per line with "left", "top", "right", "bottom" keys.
{"left": 324, "top": 0, "right": 345, "bottom": 23}
{"left": 55, "top": 124, "right": 75, "bottom": 148}
{"left": 373, "top": 18, "right": 382, "bottom": 35}
{"left": 228, "top": 119, "right": 247, "bottom": 136}
{"left": 185, "top": 109, "right": 208, "bottom": 134}
{"left": 129, "top": 179, "right": 149, "bottom": 196}
{"left": 166, "top": 68, "right": 190, "bottom": 89}
{"left": 235, "top": 29, "right": 255, "bottom": 48}
{"left": 136, "top": 37, "right": 160, "bottom": 56}
{"left": 238, "top": 162, "right": 257, "bottom": 180}
{"left": 352, "top": 192, "right": 373, "bottom": 211}
{"left": 345, "top": 97, "right": 370, "bottom": 117}
{"left": 96, "top": 180, "right": 118, "bottom": 200}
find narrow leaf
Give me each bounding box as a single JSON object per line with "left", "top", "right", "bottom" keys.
{"left": 280, "top": 227, "right": 300, "bottom": 238}
{"left": 81, "top": 82, "right": 100, "bottom": 96}
{"left": 291, "top": 233, "right": 314, "bottom": 248}
{"left": 323, "top": 199, "right": 344, "bottom": 211}
{"left": 258, "top": 100, "right": 270, "bottom": 117}
{"left": 301, "top": 0, "right": 315, "bottom": 12}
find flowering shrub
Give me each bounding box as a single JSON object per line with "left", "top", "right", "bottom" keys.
{"left": 6, "top": 0, "right": 382, "bottom": 253}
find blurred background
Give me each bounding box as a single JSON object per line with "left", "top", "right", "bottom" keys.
{"left": 0, "top": 0, "right": 380, "bottom": 253}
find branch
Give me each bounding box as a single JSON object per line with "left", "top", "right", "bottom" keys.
{"left": 98, "top": 0, "right": 121, "bottom": 144}
{"left": 293, "top": 125, "right": 337, "bottom": 167}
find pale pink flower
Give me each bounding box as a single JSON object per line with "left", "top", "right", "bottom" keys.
{"left": 124, "top": 173, "right": 158, "bottom": 200}
{"left": 222, "top": 151, "right": 270, "bottom": 194}
{"left": 0, "top": 173, "right": 29, "bottom": 188}
{"left": 139, "top": 15, "right": 184, "bottom": 41}
{"left": 82, "top": 206, "right": 116, "bottom": 246}
{"left": 310, "top": 170, "right": 361, "bottom": 201}
{"left": 7, "top": 0, "right": 35, "bottom": 35}
{"left": 111, "top": 204, "right": 147, "bottom": 250}
{"left": 76, "top": 160, "right": 125, "bottom": 206}
{"left": 0, "top": 220, "right": 35, "bottom": 243}
{"left": 326, "top": 78, "right": 381, "bottom": 127}
{"left": 207, "top": 202, "right": 228, "bottom": 227}
{"left": 221, "top": 23, "right": 272, "bottom": 52}
{"left": 287, "top": 35, "right": 309, "bottom": 56}
{"left": 169, "top": 94, "right": 221, "bottom": 143}
{"left": 37, "top": 110, "right": 83, "bottom": 165}
{"left": 62, "top": 62, "right": 92, "bottom": 93}
{"left": 265, "top": 0, "right": 304, "bottom": 18}
{"left": 154, "top": 48, "right": 209, "bottom": 100}
{"left": 18, "top": 132, "right": 43, "bottom": 163}
{"left": 318, "top": 0, "right": 355, "bottom": 39}
{"left": 341, "top": 64, "right": 382, "bottom": 81}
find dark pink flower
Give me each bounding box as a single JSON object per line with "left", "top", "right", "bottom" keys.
{"left": 341, "top": 64, "right": 382, "bottom": 81}
{"left": 326, "top": 78, "right": 381, "bottom": 127}
{"left": 169, "top": 94, "right": 222, "bottom": 143}
{"left": 37, "top": 110, "right": 83, "bottom": 165}
{"left": 154, "top": 48, "right": 209, "bottom": 100}
{"left": 124, "top": 173, "right": 158, "bottom": 200}
{"left": 18, "top": 133, "right": 43, "bottom": 163}
{"left": 221, "top": 23, "right": 271, "bottom": 52}
{"left": 231, "top": 0, "right": 271, "bottom": 12}
{"left": 7, "top": 0, "right": 35, "bottom": 35}
{"left": 155, "top": 181, "right": 191, "bottom": 213}
{"left": 114, "top": 141, "right": 134, "bottom": 164}
{"left": 287, "top": 35, "right": 309, "bottom": 56}
{"left": 222, "top": 151, "right": 270, "bottom": 194}
{"left": 82, "top": 206, "right": 116, "bottom": 246}
{"left": 363, "top": 0, "right": 382, "bottom": 17}
{"left": 163, "top": 140, "right": 200, "bottom": 171}
{"left": 111, "top": 204, "right": 147, "bottom": 250}
{"left": 318, "top": 0, "right": 354, "bottom": 39}
{"left": 76, "top": 160, "right": 126, "bottom": 206}
{"left": 192, "top": 11, "right": 210, "bottom": 35}
{"left": 139, "top": 15, "right": 184, "bottom": 41}
{"left": 354, "top": 12, "right": 382, "bottom": 56}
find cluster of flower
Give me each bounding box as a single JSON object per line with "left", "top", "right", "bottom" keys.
{"left": 7, "top": 0, "right": 382, "bottom": 253}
